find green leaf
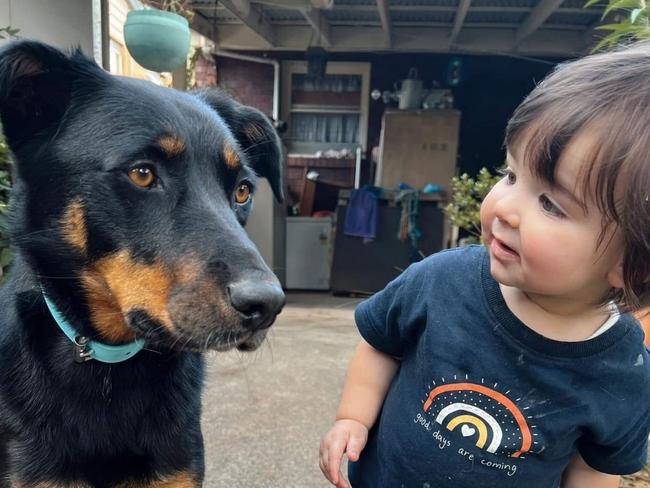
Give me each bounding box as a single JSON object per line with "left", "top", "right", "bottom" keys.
{"left": 585, "top": 0, "right": 606, "bottom": 8}
{"left": 630, "top": 7, "right": 645, "bottom": 22}
{"left": 603, "top": 0, "right": 643, "bottom": 18}
{"left": 596, "top": 21, "right": 635, "bottom": 31}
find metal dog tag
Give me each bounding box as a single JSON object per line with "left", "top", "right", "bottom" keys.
{"left": 73, "top": 336, "right": 93, "bottom": 363}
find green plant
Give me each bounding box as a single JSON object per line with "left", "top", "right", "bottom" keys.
{"left": 585, "top": 0, "right": 650, "bottom": 50}
{"left": 0, "top": 26, "right": 19, "bottom": 39}
{"left": 444, "top": 167, "right": 501, "bottom": 245}
{"left": 0, "top": 25, "right": 17, "bottom": 282}
{"left": 185, "top": 47, "right": 201, "bottom": 90}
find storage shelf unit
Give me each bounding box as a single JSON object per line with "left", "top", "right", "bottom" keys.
{"left": 281, "top": 61, "right": 371, "bottom": 205}
{"left": 281, "top": 61, "right": 371, "bottom": 154}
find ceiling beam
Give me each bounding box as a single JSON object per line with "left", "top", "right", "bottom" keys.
{"left": 375, "top": 0, "right": 392, "bottom": 47}
{"left": 515, "top": 0, "right": 565, "bottom": 46}
{"left": 220, "top": 4, "right": 599, "bottom": 14}
{"left": 218, "top": 0, "right": 277, "bottom": 46}
{"left": 263, "top": 19, "right": 587, "bottom": 30}
{"left": 300, "top": 7, "right": 331, "bottom": 47}
{"left": 449, "top": 0, "right": 471, "bottom": 47}
{"left": 216, "top": 23, "right": 585, "bottom": 55}
{"left": 190, "top": 11, "right": 219, "bottom": 43}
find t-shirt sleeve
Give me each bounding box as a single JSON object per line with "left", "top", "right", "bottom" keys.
{"left": 578, "top": 415, "right": 650, "bottom": 475}
{"left": 354, "top": 259, "right": 429, "bottom": 358}
{"left": 578, "top": 369, "right": 650, "bottom": 475}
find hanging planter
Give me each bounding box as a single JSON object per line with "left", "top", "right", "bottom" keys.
{"left": 124, "top": 9, "right": 190, "bottom": 73}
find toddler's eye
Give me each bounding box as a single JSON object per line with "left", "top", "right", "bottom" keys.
{"left": 540, "top": 194, "right": 564, "bottom": 217}
{"left": 498, "top": 168, "right": 516, "bottom": 185}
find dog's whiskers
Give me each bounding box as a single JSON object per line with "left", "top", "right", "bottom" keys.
{"left": 240, "top": 138, "right": 274, "bottom": 154}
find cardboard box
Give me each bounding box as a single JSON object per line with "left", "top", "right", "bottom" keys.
{"left": 376, "top": 109, "right": 460, "bottom": 196}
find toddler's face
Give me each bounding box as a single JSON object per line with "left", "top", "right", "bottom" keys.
{"left": 479, "top": 131, "right": 624, "bottom": 306}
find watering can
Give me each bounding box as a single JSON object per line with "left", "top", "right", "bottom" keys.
{"left": 394, "top": 68, "right": 425, "bottom": 110}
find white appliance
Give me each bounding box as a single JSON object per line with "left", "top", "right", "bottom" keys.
{"left": 285, "top": 216, "right": 333, "bottom": 290}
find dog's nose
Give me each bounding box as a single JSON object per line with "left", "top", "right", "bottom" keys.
{"left": 227, "top": 280, "right": 285, "bottom": 330}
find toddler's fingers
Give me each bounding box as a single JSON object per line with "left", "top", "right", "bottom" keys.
{"left": 319, "top": 451, "right": 333, "bottom": 484}
{"left": 327, "top": 435, "right": 348, "bottom": 484}
{"left": 345, "top": 431, "right": 368, "bottom": 461}
{"left": 345, "top": 434, "right": 366, "bottom": 462}
{"left": 335, "top": 475, "right": 352, "bottom": 488}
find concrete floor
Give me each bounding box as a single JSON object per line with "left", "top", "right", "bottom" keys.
{"left": 201, "top": 292, "right": 364, "bottom": 488}
{"left": 197, "top": 292, "right": 650, "bottom": 488}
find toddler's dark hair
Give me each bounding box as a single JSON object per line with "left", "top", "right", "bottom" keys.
{"left": 505, "top": 42, "right": 650, "bottom": 312}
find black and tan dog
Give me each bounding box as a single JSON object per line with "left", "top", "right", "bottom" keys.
{"left": 0, "top": 40, "right": 286, "bottom": 487}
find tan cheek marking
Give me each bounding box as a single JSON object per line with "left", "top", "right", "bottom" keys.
{"left": 94, "top": 251, "right": 174, "bottom": 331}
{"left": 81, "top": 252, "right": 175, "bottom": 343}
{"left": 81, "top": 269, "right": 135, "bottom": 343}
{"left": 158, "top": 135, "right": 186, "bottom": 158}
{"left": 147, "top": 472, "right": 198, "bottom": 488}
{"left": 61, "top": 200, "right": 87, "bottom": 255}
{"left": 116, "top": 472, "right": 198, "bottom": 488}
{"left": 223, "top": 145, "right": 240, "bottom": 170}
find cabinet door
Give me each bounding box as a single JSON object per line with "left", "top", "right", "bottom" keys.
{"left": 285, "top": 218, "right": 332, "bottom": 290}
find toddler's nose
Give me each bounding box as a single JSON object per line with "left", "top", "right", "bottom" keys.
{"left": 494, "top": 195, "right": 520, "bottom": 228}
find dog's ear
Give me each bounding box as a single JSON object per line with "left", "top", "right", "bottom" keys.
{"left": 197, "top": 90, "right": 285, "bottom": 203}
{"left": 0, "top": 40, "right": 99, "bottom": 151}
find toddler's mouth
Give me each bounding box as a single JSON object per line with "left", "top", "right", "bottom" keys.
{"left": 490, "top": 236, "right": 519, "bottom": 259}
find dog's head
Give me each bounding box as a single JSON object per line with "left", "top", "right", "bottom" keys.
{"left": 0, "top": 40, "right": 285, "bottom": 352}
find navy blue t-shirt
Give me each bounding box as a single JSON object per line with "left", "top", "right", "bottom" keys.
{"left": 349, "top": 246, "right": 650, "bottom": 488}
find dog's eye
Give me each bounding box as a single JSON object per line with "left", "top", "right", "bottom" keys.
{"left": 128, "top": 166, "right": 156, "bottom": 188}
{"left": 234, "top": 183, "right": 251, "bottom": 205}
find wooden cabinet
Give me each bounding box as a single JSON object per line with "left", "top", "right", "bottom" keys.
{"left": 376, "top": 109, "right": 460, "bottom": 196}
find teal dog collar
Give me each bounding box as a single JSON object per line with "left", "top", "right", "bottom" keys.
{"left": 43, "top": 293, "right": 145, "bottom": 364}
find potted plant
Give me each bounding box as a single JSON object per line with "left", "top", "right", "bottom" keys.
{"left": 124, "top": 1, "right": 194, "bottom": 72}
{"left": 443, "top": 167, "right": 501, "bottom": 246}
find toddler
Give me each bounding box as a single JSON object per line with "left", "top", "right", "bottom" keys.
{"left": 319, "top": 42, "right": 650, "bottom": 488}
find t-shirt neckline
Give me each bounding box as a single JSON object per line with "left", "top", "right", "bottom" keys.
{"left": 479, "top": 247, "right": 632, "bottom": 358}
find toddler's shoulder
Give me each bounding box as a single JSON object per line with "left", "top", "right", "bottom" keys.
{"left": 612, "top": 314, "right": 650, "bottom": 388}
{"left": 413, "top": 244, "right": 486, "bottom": 278}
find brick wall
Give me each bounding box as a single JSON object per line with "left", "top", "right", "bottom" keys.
{"left": 215, "top": 56, "right": 274, "bottom": 116}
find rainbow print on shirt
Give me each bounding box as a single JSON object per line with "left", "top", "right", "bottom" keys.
{"left": 422, "top": 378, "right": 538, "bottom": 458}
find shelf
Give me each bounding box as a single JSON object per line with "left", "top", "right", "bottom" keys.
{"left": 290, "top": 104, "right": 361, "bottom": 114}
{"left": 292, "top": 90, "right": 361, "bottom": 106}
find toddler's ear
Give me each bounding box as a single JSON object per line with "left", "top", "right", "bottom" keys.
{"left": 607, "top": 255, "right": 625, "bottom": 289}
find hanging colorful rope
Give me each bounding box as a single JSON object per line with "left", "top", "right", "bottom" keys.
{"left": 396, "top": 188, "right": 421, "bottom": 251}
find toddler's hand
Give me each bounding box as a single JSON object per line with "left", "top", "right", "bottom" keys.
{"left": 319, "top": 418, "right": 368, "bottom": 488}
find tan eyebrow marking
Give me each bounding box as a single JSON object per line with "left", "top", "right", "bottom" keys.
{"left": 61, "top": 200, "right": 87, "bottom": 256}
{"left": 157, "top": 135, "right": 186, "bottom": 158}
{"left": 223, "top": 145, "right": 241, "bottom": 170}
{"left": 244, "top": 123, "right": 266, "bottom": 143}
